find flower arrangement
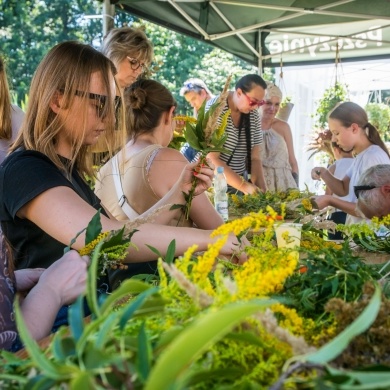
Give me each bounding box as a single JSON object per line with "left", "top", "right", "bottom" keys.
{"left": 174, "top": 75, "right": 232, "bottom": 219}
{"left": 3, "top": 209, "right": 390, "bottom": 388}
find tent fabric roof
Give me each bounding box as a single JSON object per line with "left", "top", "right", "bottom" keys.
{"left": 115, "top": 0, "right": 390, "bottom": 67}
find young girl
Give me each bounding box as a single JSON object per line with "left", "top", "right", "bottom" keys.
{"left": 0, "top": 42, "right": 244, "bottom": 284}
{"left": 312, "top": 102, "right": 390, "bottom": 224}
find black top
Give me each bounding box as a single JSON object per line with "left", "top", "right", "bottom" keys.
{"left": 0, "top": 149, "right": 107, "bottom": 270}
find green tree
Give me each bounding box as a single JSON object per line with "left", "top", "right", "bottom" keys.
{"left": 1, "top": 0, "right": 103, "bottom": 104}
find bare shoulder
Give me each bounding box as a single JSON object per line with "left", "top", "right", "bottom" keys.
{"left": 155, "top": 147, "right": 188, "bottom": 164}
{"left": 272, "top": 118, "right": 291, "bottom": 136}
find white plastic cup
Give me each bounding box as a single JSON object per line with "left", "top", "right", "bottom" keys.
{"left": 274, "top": 223, "right": 302, "bottom": 248}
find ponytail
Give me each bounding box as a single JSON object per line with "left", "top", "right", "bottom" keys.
{"left": 365, "top": 122, "right": 390, "bottom": 158}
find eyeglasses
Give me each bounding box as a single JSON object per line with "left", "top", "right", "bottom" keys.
{"left": 242, "top": 91, "right": 265, "bottom": 107}
{"left": 73, "top": 90, "right": 121, "bottom": 119}
{"left": 127, "top": 56, "right": 147, "bottom": 72}
{"left": 353, "top": 185, "right": 379, "bottom": 199}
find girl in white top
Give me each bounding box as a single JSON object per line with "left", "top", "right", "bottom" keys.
{"left": 312, "top": 102, "right": 390, "bottom": 225}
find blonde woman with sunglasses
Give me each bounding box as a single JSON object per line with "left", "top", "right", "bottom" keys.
{"left": 0, "top": 42, "right": 245, "bottom": 297}
{"left": 206, "top": 74, "right": 268, "bottom": 194}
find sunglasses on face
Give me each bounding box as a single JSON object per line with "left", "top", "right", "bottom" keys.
{"left": 353, "top": 185, "right": 379, "bottom": 199}
{"left": 126, "top": 56, "right": 147, "bottom": 72}
{"left": 72, "top": 90, "right": 121, "bottom": 119}
{"left": 242, "top": 91, "right": 265, "bottom": 107}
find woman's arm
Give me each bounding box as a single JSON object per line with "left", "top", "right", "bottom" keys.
{"left": 17, "top": 186, "right": 241, "bottom": 263}
{"left": 311, "top": 167, "right": 350, "bottom": 197}
{"left": 277, "top": 121, "right": 299, "bottom": 176}
{"left": 312, "top": 195, "right": 361, "bottom": 217}
{"left": 207, "top": 151, "right": 258, "bottom": 194}
{"left": 149, "top": 148, "right": 223, "bottom": 229}
{"left": 325, "top": 163, "right": 336, "bottom": 195}
{"left": 250, "top": 145, "right": 267, "bottom": 192}
{"left": 19, "top": 251, "right": 88, "bottom": 341}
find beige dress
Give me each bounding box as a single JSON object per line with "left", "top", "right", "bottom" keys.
{"left": 95, "top": 144, "right": 193, "bottom": 227}
{"left": 260, "top": 128, "right": 298, "bottom": 192}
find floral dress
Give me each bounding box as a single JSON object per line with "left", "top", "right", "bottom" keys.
{"left": 260, "top": 128, "right": 297, "bottom": 192}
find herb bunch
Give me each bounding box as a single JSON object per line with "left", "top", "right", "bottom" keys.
{"left": 176, "top": 75, "right": 232, "bottom": 219}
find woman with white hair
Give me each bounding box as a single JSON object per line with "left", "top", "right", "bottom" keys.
{"left": 259, "top": 82, "right": 299, "bottom": 191}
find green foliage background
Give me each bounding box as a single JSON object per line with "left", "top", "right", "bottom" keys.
{"left": 1, "top": 0, "right": 273, "bottom": 113}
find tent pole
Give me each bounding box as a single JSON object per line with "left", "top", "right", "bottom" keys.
{"left": 103, "top": 0, "right": 115, "bottom": 36}
{"left": 258, "top": 30, "right": 263, "bottom": 75}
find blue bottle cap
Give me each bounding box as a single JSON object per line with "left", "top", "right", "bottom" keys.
{"left": 217, "top": 166, "right": 224, "bottom": 174}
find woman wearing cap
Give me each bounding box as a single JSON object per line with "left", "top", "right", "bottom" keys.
{"left": 206, "top": 74, "right": 267, "bottom": 194}
{"left": 259, "top": 82, "right": 299, "bottom": 191}
{"left": 179, "top": 78, "right": 214, "bottom": 162}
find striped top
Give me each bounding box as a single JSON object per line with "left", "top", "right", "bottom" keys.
{"left": 206, "top": 95, "right": 263, "bottom": 175}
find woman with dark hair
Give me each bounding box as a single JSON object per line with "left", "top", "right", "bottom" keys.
{"left": 312, "top": 101, "right": 390, "bottom": 224}
{"left": 206, "top": 74, "right": 267, "bottom": 194}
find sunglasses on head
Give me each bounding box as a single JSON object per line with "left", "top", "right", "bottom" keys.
{"left": 72, "top": 90, "right": 121, "bottom": 119}
{"left": 242, "top": 91, "right": 265, "bottom": 107}
{"left": 353, "top": 185, "right": 379, "bottom": 199}
{"left": 183, "top": 82, "right": 204, "bottom": 91}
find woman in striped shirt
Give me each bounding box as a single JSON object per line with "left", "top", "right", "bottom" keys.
{"left": 206, "top": 74, "right": 267, "bottom": 194}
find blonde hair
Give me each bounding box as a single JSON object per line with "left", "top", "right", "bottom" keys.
{"left": 0, "top": 57, "right": 12, "bottom": 140}
{"left": 10, "top": 41, "right": 118, "bottom": 178}
{"left": 101, "top": 27, "right": 153, "bottom": 68}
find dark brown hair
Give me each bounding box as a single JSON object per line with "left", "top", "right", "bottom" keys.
{"left": 235, "top": 74, "right": 267, "bottom": 92}
{"left": 124, "top": 79, "right": 176, "bottom": 140}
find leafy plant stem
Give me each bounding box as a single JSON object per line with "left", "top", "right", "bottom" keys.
{"left": 183, "top": 154, "right": 207, "bottom": 220}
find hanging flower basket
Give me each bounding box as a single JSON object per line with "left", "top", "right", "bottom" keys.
{"left": 276, "top": 102, "right": 294, "bottom": 121}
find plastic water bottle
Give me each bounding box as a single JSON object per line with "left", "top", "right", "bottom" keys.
{"left": 214, "top": 166, "right": 229, "bottom": 222}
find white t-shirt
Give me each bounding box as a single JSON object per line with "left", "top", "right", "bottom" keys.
{"left": 345, "top": 145, "right": 390, "bottom": 224}
{"left": 0, "top": 105, "right": 24, "bottom": 164}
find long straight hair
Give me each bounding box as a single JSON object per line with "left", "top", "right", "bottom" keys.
{"left": 0, "top": 57, "right": 12, "bottom": 140}
{"left": 10, "top": 41, "right": 119, "bottom": 178}
{"left": 329, "top": 102, "right": 390, "bottom": 158}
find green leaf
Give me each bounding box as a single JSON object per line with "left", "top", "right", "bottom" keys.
{"left": 51, "top": 330, "right": 76, "bottom": 361}
{"left": 86, "top": 240, "right": 104, "bottom": 318}
{"left": 145, "top": 244, "right": 162, "bottom": 259}
{"left": 85, "top": 209, "right": 102, "bottom": 245}
{"left": 119, "top": 286, "right": 159, "bottom": 330}
{"left": 165, "top": 239, "right": 176, "bottom": 264}
{"left": 145, "top": 299, "right": 276, "bottom": 390}
{"left": 100, "top": 278, "right": 152, "bottom": 315}
{"left": 296, "top": 284, "right": 381, "bottom": 365}
{"left": 94, "top": 312, "right": 119, "bottom": 350}
{"left": 69, "top": 371, "right": 95, "bottom": 390}
{"left": 68, "top": 295, "right": 85, "bottom": 342}
{"left": 184, "top": 122, "right": 201, "bottom": 150}
{"left": 64, "top": 227, "right": 87, "bottom": 254}
{"left": 137, "top": 322, "right": 151, "bottom": 382}
{"left": 14, "top": 298, "right": 77, "bottom": 380}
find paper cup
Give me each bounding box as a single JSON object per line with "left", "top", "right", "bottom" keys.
{"left": 274, "top": 223, "right": 302, "bottom": 248}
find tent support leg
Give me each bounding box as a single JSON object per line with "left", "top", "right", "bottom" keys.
{"left": 103, "top": 0, "right": 115, "bottom": 36}
{"left": 258, "top": 30, "right": 263, "bottom": 75}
